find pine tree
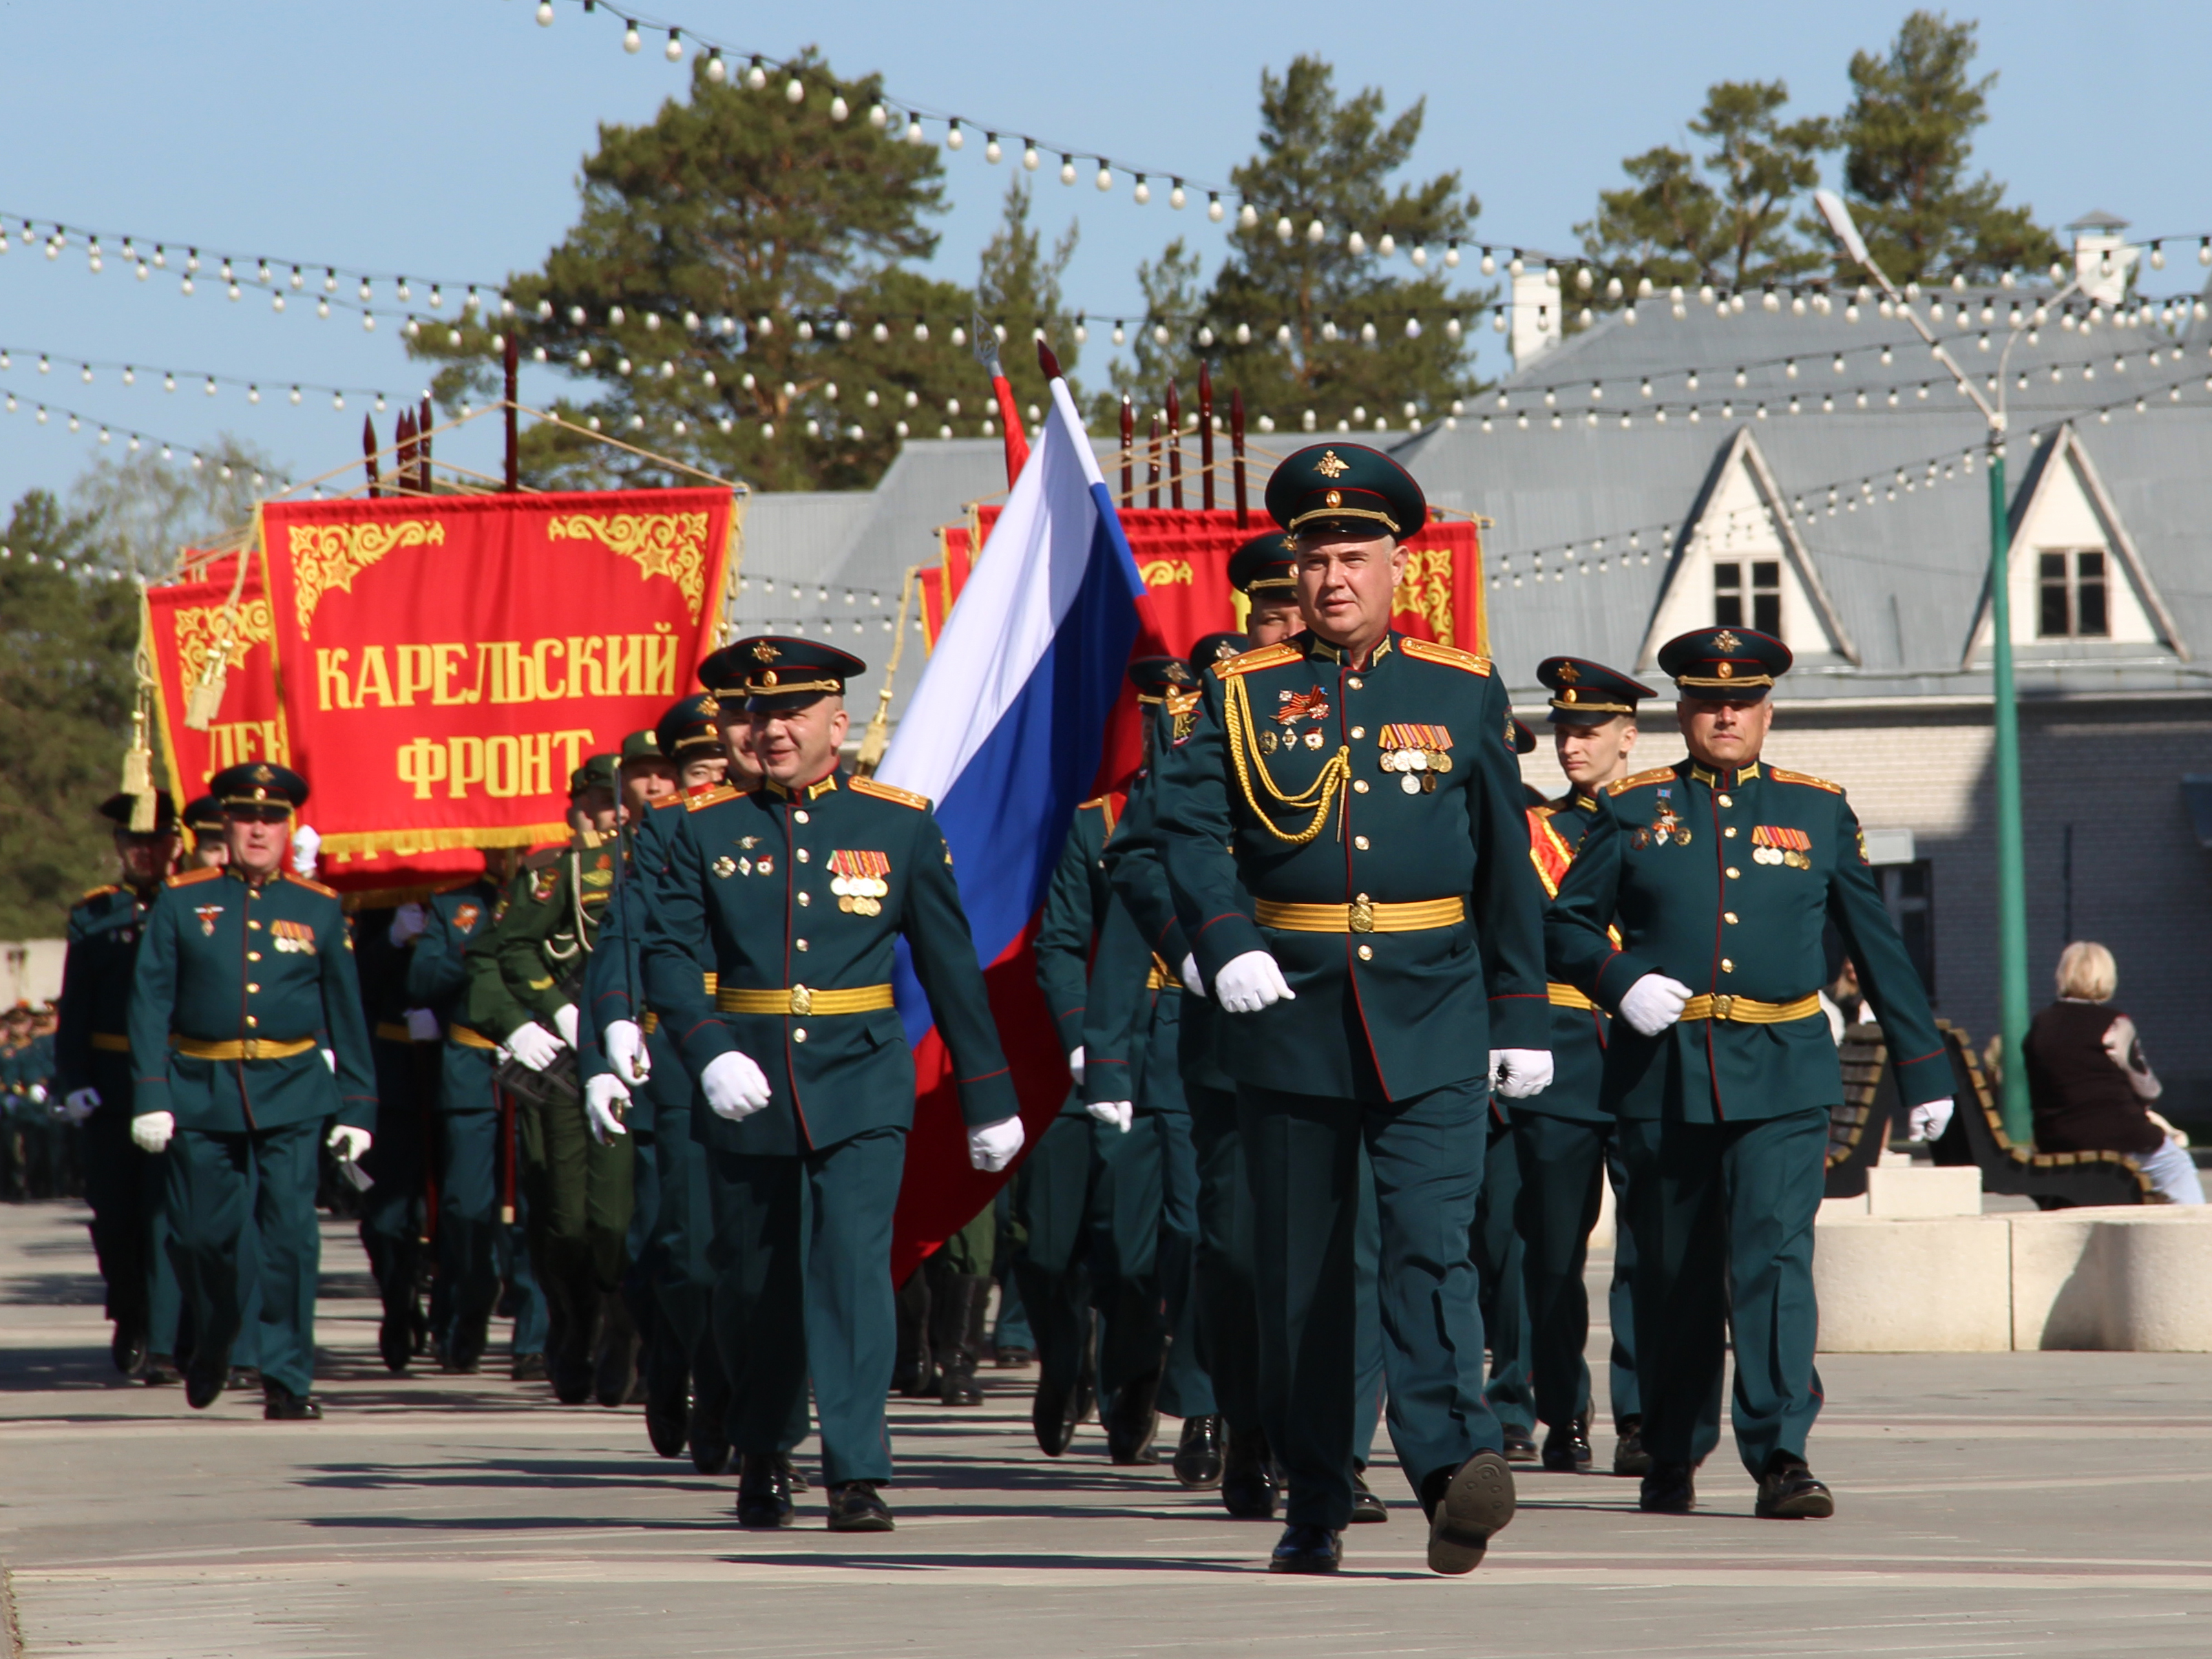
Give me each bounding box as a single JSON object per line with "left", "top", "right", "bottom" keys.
{"left": 973, "top": 177, "right": 1083, "bottom": 428}
{"left": 1829, "top": 11, "right": 2059, "bottom": 283}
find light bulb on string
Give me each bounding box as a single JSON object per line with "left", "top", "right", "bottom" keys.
{"left": 704, "top": 49, "right": 725, "bottom": 82}
{"left": 664, "top": 29, "right": 682, "bottom": 61}
{"left": 1232, "top": 200, "right": 1252, "bottom": 229}
{"left": 985, "top": 133, "right": 1002, "bottom": 164}
{"left": 946, "top": 120, "right": 964, "bottom": 151}
{"left": 1095, "top": 164, "right": 1114, "bottom": 191}
{"left": 1060, "top": 156, "right": 1077, "bottom": 186}
{"left": 622, "top": 21, "right": 641, "bottom": 53}
{"left": 1022, "top": 140, "right": 1039, "bottom": 169}
{"left": 536, "top": 2, "right": 554, "bottom": 24}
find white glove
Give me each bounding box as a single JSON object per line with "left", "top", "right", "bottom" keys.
{"left": 604, "top": 1019, "right": 651, "bottom": 1087}
{"left": 289, "top": 823, "right": 321, "bottom": 877}
{"left": 320, "top": 1046, "right": 337, "bottom": 1074}
{"left": 327, "top": 1123, "right": 373, "bottom": 1162}
{"left": 1907, "top": 1098, "right": 1955, "bottom": 1142}
{"left": 387, "top": 902, "right": 428, "bottom": 947}
{"left": 505, "top": 1022, "right": 564, "bottom": 1072}
{"left": 1066, "top": 1045, "right": 1086, "bottom": 1087}
{"left": 1085, "top": 1099, "right": 1135, "bottom": 1133}
{"left": 1491, "top": 1049, "right": 1555, "bottom": 1099}
{"left": 131, "top": 1111, "right": 176, "bottom": 1154}
{"left": 63, "top": 1086, "right": 101, "bottom": 1125}
{"left": 702, "top": 1050, "right": 773, "bottom": 1121}
{"left": 584, "top": 1073, "right": 631, "bottom": 1143}
{"left": 405, "top": 1007, "right": 441, "bottom": 1042}
{"left": 968, "top": 1114, "right": 1026, "bottom": 1172}
{"left": 551, "top": 1002, "right": 580, "bottom": 1049}
{"left": 1214, "top": 949, "right": 1296, "bottom": 1014}
{"left": 27, "top": 1083, "right": 48, "bottom": 1105}
{"left": 1619, "top": 973, "right": 1694, "bottom": 1037}
{"left": 1179, "top": 952, "right": 1204, "bottom": 994}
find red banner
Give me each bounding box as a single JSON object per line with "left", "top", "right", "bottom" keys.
{"left": 145, "top": 551, "right": 291, "bottom": 802}
{"left": 928, "top": 507, "right": 1486, "bottom": 657}
{"left": 257, "top": 489, "right": 737, "bottom": 886}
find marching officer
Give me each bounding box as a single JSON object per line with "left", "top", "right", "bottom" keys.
{"left": 641, "top": 637, "right": 1023, "bottom": 1533}
{"left": 356, "top": 900, "right": 439, "bottom": 1373}
{"left": 1155, "top": 444, "right": 1550, "bottom": 1575}
{"left": 126, "top": 763, "right": 377, "bottom": 1419}
{"left": 53, "top": 792, "right": 180, "bottom": 1374}
{"left": 1515, "top": 657, "right": 1654, "bottom": 1475}
{"left": 1548, "top": 626, "right": 1952, "bottom": 1518}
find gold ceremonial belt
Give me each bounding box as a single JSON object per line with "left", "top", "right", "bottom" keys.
{"left": 717, "top": 984, "right": 896, "bottom": 1017}
{"left": 448, "top": 1024, "right": 498, "bottom": 1051}
{"left": 91, "top": 1032, "right": 132, "bottom": 1053}
{"left": 1547, "top": 983, "right": 1594, "bottom": 1011}
{"left": 1678, "top": 993, "right": 1823, "bottom": 1025}
{"left": 170, "top": 1034, "right": 317, "bottom": 1062}
{"left": 374, "top": 1022, "right": 415, "bottom": 1044}
{"left": 1254, "top": 896, "right": 1467, "bottom": 934}
{"left": 640, "top": 1012, "right": 660, "bottom": 1035}
{"left": 1145, "top": 964, "right": 1184, "bottom": 993}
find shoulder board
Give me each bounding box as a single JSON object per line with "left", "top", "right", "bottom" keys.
{"left": 1528, "top": 803, "right": 1561, "bottom": 823}
{"left": 1398, "top": 637, "right": 1493, "bottom": 675}
{"left": 284, "top": 871, "right": 339, "bottom": 898}
{"left": 523, "top": 845, "right": 565, "bottom": 870}
{"left": 651, "top": 794, "right": 687, "bottom": 811}
{"left": 165, "top": 867, "right": 224, "bottom": 889}
{"left": 852, "top": 777, "right": 930, "bottom": 811}
{"left": 684, "top": 783, "right": 740, "bottom": 812}
{"left": 77, "top": 884, "right": 120, "bottom": 905}
{"left": 1767, "top": 766, "right": 1844, "bottom": 795}
{"left": 1212, "top": 642, "right": 1300, "bottom": 679}
{"left": 1605, "top": 766, "right": 1678, "bottom": 797}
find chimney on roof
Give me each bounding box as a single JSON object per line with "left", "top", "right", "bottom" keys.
{"left": 1510, "top": 266, "right": 1563, "bottom": 370}
{"left": 2068, "top": 211, "right": 2137, "bottom": 305}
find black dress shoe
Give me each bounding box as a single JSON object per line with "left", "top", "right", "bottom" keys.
{"left": 1348, "top": 1469, "right": 1389, "bottom": 1524}
{"left": 510, "top": 1352, "right": 549, "bottom": 1383}
{"left": 1612, "top": 1416, "right": 1653, "bottom": 1477}
{"left": 1220, "top": 1423, "right": 1278, "bottom": 1519}
{"left": 1755, "top": 1457, "right": 1835, "bottom": 1519}
{"left": 1501, "top": 1422, "right": 1539, "bottom": 1463}
{"left": 593, "top": 1292, "right": 638, "bottom": 1409}
{"left": 379, "top": 1311, "right": 412, "bottom": 1373}
{"left": 1032, "top": 1375, "right": 1080, "bottom": 1457}
{"left": 112, "top": 1324, "right": 147, "bottom": 1377}
{"left": 141, "top": 1353, "right": 182, "bottom": 1386}
{"left": 227, "top": 1366, "right": 262, "bottom": 1392}
{"left": 262, "top": 1382, "right": 323, "bottom": 1420}
{"left": 825, "top": 1481, "right": 895, "bottom": 1532}
{"left": 993, "top": 1344, "right": 1033, "bottom": 1369}
{"left": 1172, "top": 1415, "right": 1224, "bottom": 1488}
{"left": 1541, "top": 1422, "right": 1594, "bottom": 1472}
{"left": 1267, "top": 1523, "right": 1342, "bottom": 1574}
{"left": 1106, "top": 1365, "right": 1163, "bottom": 1466}
{"left": 445, "top": 1318, "right": 489, "bottom": 1376}
{"left": 645, "top": 1371, "right": 690, "bottom": 1460}
{"left": 1639, "top": 1461, "right": 1696, "bottom": 1514}
{"left": 185, "top": 1356, "right": 227, "bottom": 1411}
{"left": 735, "top": 1454, "right": 796, "bottom": 1528}
{"left": 781, "top": 1452, "right": 810, "bottom": 1493}
{"left": 1420, "top": 1450, "right": 1515, "bottom": 1575}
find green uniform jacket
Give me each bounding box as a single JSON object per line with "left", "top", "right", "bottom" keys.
{"left": 55, "top": 884, "right": 159, "bottom": 1099}
{"left": 1155, "top": 631, "right": 1549, "bottom": 1100}
{"left": 127, "top": 866, "right": 377, "bottom": 1133}
{"left": 1034, "top": 796, "right": 1119, "bottom": 1058}
{"left": 1548, "top": 758, "right": 1949, "bottom": 1123}
{"left": 405, "top": 880, "right": 501, "bottom": 1035}
{"left": 642, "top": 771, "right": 1016, "bottom": 1156}
{"left": 1521, "top": 795, "right": 1612, "bottom": 1125}
{"left": 464, "top": 833, "right": 609, "bottom": 1044}
{"left": 1100, "top": 767, "right": 1233, "bottom": 1100}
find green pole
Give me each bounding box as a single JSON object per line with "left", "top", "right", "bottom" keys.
{"left": 1986, "top": 442, "right": 2032, "bottom": 1141}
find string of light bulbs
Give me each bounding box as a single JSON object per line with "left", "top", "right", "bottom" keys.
{"left": 0, "top": 383, "right": 287, "bottom": 485}
{"left": 0, "top": 346, "right": 408, "bottom": 413}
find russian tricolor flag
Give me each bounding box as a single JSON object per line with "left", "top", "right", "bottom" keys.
{"left": 878, "top": 361, "right": 1160, "bottom": 1275}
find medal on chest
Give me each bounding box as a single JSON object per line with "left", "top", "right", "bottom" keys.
{"left": 829, "top": 849, "right": 890, "bottom": 916}
{"left": 1752, "top": 825, "right": 1813, "bottom": 868}
{"left": 1378, "top": 725, "right": 1453, "bottom": 793}
{"left": 193, "top": 903, "right": 224, "bottom": 938}
{"left": 1630, "top": 789, "right": 1691, "bottom": 849}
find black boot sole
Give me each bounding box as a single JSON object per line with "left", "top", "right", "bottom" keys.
{"left": 1428, "top": 1450, "right": 1515, "bottom": 1574}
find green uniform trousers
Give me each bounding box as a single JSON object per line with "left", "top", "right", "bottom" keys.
{"left": 649, "top": 1090, "right": 732, "bottom": 1433}
{"left": 1009, "top": 1112, "right": 1099, "bottom": 1411}
{"left": 434, "top": 1044, "right": 505, "bottom": 1359}
{"left": 165, "top": 1120, "right": 322, "bottom": 1395}
{"left": 516, "top": 1086, "right": 634, "bottom": 1291}
{"left": 1088, "top": 1109, "right": 1172, "bottom": 1407}
{"left": 360, "top": 1037, "right": 435, "bottom": 1337}
{"left": 1511, "top": 1112, "right": 1640, "bottom": 1431}
{"left": 78, "top": 1053, "right": 158, "bottom": 1351}
{"left": 1619, "top": 1107, "right": 1829, "bottom": 1477}
{"left": 1240, "top": 1075, "right": 1496, "bottom": 1531}
{"left": 708, "top": 1127, "right": 904, "bottom": 1486}
{"left": 1473, "top": 1112, "right": 1535, "bottom": 1437}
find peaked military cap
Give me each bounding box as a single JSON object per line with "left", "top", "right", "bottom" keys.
{"left": 1265, "top": 443, "right": 1427, "bottom": 540}
{"left": 1226, "top": 531, "right": 1298, "bottom": 595}
{"left": 655, "top": 692, "right": 724, "bottom": 757}
{"left": 701, "top": 636, "right": 866, "bottom": 708}
{"left": 182, "top": 794, "right": 227, "bottom": 834}
{"left": 1536, "top": 656, "right": 1657, "bottom": 725}
{"left": 1187, "top": 631, "right": 1251, "bottom": 677}
{"left": 1127, "top": 655, "right": 1196, "bottom": 703}
{"left": 618, "top": 728, "right": 665, "bottom": 764}
{"left": 569, "top": 753, "right": 619, "bottom": 797}
{"left": 98, "top": 792, "right": 178, "bottom": 832}
{"left": 209, "top": 761, "right": 308, "bottom": 812}
{"left": 1656, "top": 626, "right": 1793, "bottom": 701}
{"left": 1509, "top": 718, "right": 1538, "bottom": 756}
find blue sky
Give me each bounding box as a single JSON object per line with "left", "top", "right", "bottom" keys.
{"left": 0, "top": 0, "right": 2204, "bottom": 525}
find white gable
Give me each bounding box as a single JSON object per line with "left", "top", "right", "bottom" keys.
{"left": 1639, "top": 428, "right": 1855, "bottom": 670}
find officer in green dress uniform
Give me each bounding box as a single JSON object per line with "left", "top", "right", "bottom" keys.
{"left": 1155, "top": 445, "right": 1551, "bottom": 1575}
{"left": 402, "top": 854, "right": 523, "bottom": 1373}
{"left": 53, "top": 793, "right": 181, "bottom": 1374}
{"left": 642, "top": 637, "right": 1022, "bottom": 1533}
{"left": 1548, "top": 626, "right": 1953, "bottom": 1518}
{"left": 465, "top": 756, "right": 633, "bottom": 1406}
{"left": 1514, "top": 657, "right": 1653, "bottom": 1476}
{"left": 355, "top": 898, "right": 438, "bottom": 1372}
{"left": 127, "top": 763, "right": 377, "bottom": 1419}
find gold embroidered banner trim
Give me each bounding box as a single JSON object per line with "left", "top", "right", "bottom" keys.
{"left": 286, "top": 519, "right": 445, "bottom": 634}
{"left": 547, "top": 511, "right": 712, "bottom": 620}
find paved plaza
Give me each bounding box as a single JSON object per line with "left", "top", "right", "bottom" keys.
{"left": 3, "top": 1200, "right": 2210, "bottom": 1658}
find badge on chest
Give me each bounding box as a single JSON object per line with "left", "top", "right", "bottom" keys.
{"left": 1751, "top": 825, "right": 1813, "bottom": 869}
{"left": 193, "top": 903, "right": 224, "bottom": 938}
{"left": 1630, "top": 791, "right": 1692, "bottom": 849}
{"left": 830, "top": 850, "right": 890, "bottom": 916}
{"left": 272, "top": 919, "right": 318, "bottom": 953}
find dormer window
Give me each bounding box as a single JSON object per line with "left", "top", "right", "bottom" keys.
{"left": 1715, "top": 560, "right": 1781, "bottom": 636}
{"left": 2037, "top": 551, "right": 2109, "bottom": 638}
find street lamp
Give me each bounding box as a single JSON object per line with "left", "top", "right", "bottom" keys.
{"left": 1813, "top": 189, "right": 2032, "bottom": 1141}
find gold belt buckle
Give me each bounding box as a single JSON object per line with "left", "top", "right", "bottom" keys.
{"left": 1711, "top": 995, "right": 1734, "bottom": 1021}
{"left": 1349, "top": 896, "right": 1376, "bottom": 934}
{"left": 790, "top": 984, "right": 813, "bottom": 1016}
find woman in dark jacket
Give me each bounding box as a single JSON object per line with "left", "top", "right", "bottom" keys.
{"left": 2025, "top": 942, "right": 2202, "bottom": 1204}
